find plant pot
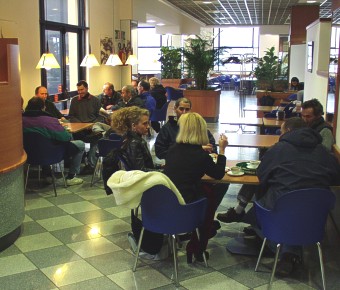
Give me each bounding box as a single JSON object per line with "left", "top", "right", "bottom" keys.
{"left": 256, "top": 80, "right": 271, "bottom": 91}
{"left": 183, "top": 89, "right": 221, "bottom": 122}
{"left": 272, "top": 79, "right": 288, "bottom": 92}
{"left": 161, "top": 79, "right": 181, "bottom": 88}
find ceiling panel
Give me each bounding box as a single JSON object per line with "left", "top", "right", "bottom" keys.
{"left": 162, "top": 0, "right": 336, "bottom": 26}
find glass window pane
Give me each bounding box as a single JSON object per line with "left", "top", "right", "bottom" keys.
{"left": 137, "top": 47, "right": 161, "bottom": 73}
{"left": 46, "top": 30, "right": 62, "bottom": 95}
{"left": 45, "top": 0, "right": 78, "bottom": 25}
{"left": 219, "top": 27, "right": 255, "bottom": 47}
{"left": 65, "top": 32, "right": 78, "bottom": 92}
{"left": 138, "top": 27, "right": 161, "bottom": 47}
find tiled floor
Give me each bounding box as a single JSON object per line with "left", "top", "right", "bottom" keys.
{"left": 1, "top": 91, "right": 340, "bottom": 289}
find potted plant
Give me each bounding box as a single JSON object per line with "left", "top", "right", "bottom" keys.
{"left": 253, "top": 46, "right": 288, "bottom": 91}
{"left": 158, "top": 46, "right": 182, "bottom": 88}
{"left": 181, "top": 34, "right": 227, "bottom": 122}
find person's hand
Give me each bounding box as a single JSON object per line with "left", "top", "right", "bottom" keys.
{"left": 202, "top": 144, "right": 213, "bottom": 153}
{"left": 218, "top": 133, "right": 228, "bottom": 154}
{"left": 106, "top": 104, "right": 113, "bottom": 110}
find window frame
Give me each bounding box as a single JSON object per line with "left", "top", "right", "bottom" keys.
{"left": 39, "top": 0, "right": 87, "bottom": 96}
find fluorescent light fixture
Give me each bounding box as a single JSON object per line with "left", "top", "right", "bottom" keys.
{"left": 157, "top": 23, "right": 165, "bottom": 26}
{"left": 147, "top": 19, "right": 156, "bottom": 23}
{"left": 307, "top": 1, "right": 317, "bottom": 3}
{"left": 105, "top": 54, "right": 123, "bottom": 66}
{"left": 125, "top": 54, "right": 138, "bottom": 65}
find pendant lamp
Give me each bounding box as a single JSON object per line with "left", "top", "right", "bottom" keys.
{"left": 80, "top": 45, "right": 100, "bottom": 68}
{"left": 36, "top": 42, "right": 60, "bottom": 70}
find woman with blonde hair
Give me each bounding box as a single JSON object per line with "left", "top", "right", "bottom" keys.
{"left": 149, "top": 77, "right": 167, "bottom": 132}
{"left": 164, "top": 112, "right": 228, "bottom": 263}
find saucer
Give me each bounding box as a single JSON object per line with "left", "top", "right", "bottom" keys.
{"left": 225, "top": 166, "right": 230, "bottom": 172}
{"left": 227, "top": 171, "right": 245, "bottom": 176}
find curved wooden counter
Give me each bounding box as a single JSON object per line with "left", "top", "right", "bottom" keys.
{"left": 0, "top": 39, "right": 25, "bottom": 252}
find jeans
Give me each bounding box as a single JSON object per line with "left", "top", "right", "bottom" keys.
{"left": 67, "top": 140, "right": 85, "bottom": 175}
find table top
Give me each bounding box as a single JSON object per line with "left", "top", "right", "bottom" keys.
{"left": 227, "top": 134, "right": 279, "bottom": 148}
{"left": 220, "top": 117, "right": 263, "bottom": 126}
{"left": 202, "top": 160, "right": 259, "bottom": 185}
{"left": 63, "top": 122, "right": 93, "bottom": 133}
{"left": 243, "top": 105, "right": 276, "bottom": 112}
{"left": 262, "top": 117, "right": 284, "bottom": 128}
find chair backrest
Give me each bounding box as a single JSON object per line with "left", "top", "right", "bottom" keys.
{"left": 140, "top": 185, "right": 207, "bottom": 235}
{"left": 255, "top": 188, "right": 336, "bottom": 246}
{"left": 98, "top": 138, "right": 122, "bottom": 157}
{"left": 165, "top": 86, "right": 184, "bottom": 101}
{"left": 109, "top": 133, "right": 123, "bottom": 142}
{"left": 23, "top": 132, "right": 66, "bottom": 166}
{"left": 150, "top": 101, "right": 170, "bottom": 122}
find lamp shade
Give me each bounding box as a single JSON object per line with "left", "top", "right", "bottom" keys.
{"left": 80, "top": 53, "right": 100, "bottom": 68}
{"left": 105, "top": 54, "right": 123, "bottom": 66}
{"left": 125, "top": 54, "right": 138, "bottom": 65}
{"left": 36, "top": 52, "right": 60, "bottom": 70}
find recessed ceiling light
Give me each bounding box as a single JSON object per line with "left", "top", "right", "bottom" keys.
{"left": 157, "top": 23, "right": 165, "bottom": 26}
{"left": 307, "top": 0, "right": 316, "bottom": 3}
{"left": 202, "top": 1, "right": 212, "bottom": 3}
{"left": 52, "top": 8, "right": 58, "bottom": 11}
{"left": 147, "top": 19, "right": 156, "bottom": 23}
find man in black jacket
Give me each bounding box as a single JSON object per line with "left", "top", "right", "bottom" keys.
{"left": 155, "top": 97, "right": 217, "bottom": 159}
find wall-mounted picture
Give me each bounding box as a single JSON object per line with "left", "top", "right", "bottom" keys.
{"left": 307, "top": 41, "right": 314, "bottom": 73}
{"left": 100, "top": 36, "right": 113, "bottom": 64}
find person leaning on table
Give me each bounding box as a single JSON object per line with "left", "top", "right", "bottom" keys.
{"left": 164, "top": 112, "right": 228, "bottom": 263}
{"left": 23, "top": 97, "right": 85, "bottom": 186}
{"left": 250, "top": 117, "right": 340, "bottom": 272}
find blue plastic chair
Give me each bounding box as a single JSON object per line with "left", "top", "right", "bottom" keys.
{"left": 165, "top": 86, "right": 184, "bottom": 101}
{"left": 150, "top": 101, "right": 170, "bottom": 127}
{"left": 23, "top": 132, "right": 67, "bottom": 197}
{"left": 254, "top": 188, "right": 336, "bottom": 289}
{"left": 133, "top": 185, "right": 208, "bottom": 286}
{"left": 91, "top": 138, "right": 122, "bottom": 186}
{"left": 109, "top": 132, "right": 123, "bottom": 143}
{"left": 217, "top": 75, "right": 231, "bottom": 90}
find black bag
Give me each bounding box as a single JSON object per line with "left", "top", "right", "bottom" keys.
{"left": 131, "top": 208, "right": 164, "bottom": 255}
{"left": 102, "top": 148, "right": 130, "bottom": 195}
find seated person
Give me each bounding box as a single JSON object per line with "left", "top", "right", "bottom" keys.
{"left": 301, "top": 98, "right": 334, "bottom": 151}
{"left": 97, "top": 82, "right": 121, "bottom": 110}
{"left": 110, "top": 106, "right": 163, "bottom": 258}
{"left": 289, "top": 77, "right": 303, "bottom": 91}
{"left": 23, "top": 97, "right": 85, "bottom": 185}
{"left": 164, "top": 112, "right": 228, "bottom": 263}
{"left": 149, "top": 77, "right": 167, "bottom": 133}
{"left": 252, "top": 117, "right": 340, "bottom": 270}
{"left": 33, "top": 85, "right": 66, "bottom": 122}
{"left": 68, "top": 80, "right": 103, "bottom": 174}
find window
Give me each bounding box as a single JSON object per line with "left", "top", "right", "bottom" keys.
{"left": 39, "top": 0, "right": 86, "bottom": 96}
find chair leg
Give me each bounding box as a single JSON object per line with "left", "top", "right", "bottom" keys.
{"left": 50, "top": 165, "right": 57, "bottom": 197}
{"left": 58, "top": 162, "right": 67, "bottom": 188}
{"left": 171, "top": 234, "right": 179, "bottom": 287}
{"left": 269, "top": 244, "right": 281, "bottom": 288}
{"left": 195, "top": 228, "right": 208, "bottom": 267}
{"left": 91, "top": 157, "right": 101, "bottom": 186}
{"left": 133, "top": 227, "right": 144, "bottom": 272}
{"left": 317, "top": 242, "right": 326, "bottom": 290}
{"left": 255, "top": 237, "right": 267, "bottom": 271}
{"left": 24, "top": 164, "right": 30, "bottom": 191}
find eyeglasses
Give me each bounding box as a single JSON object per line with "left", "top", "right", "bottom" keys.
{"left": 178, "top": 107, "right": 191, "bottom": 112}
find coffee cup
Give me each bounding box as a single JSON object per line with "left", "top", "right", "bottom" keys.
{"left": 230, "top": 166, "right": 241, "bottom": 174}
{"left": 249, "top": 160, "right": 260, "bottom": 167}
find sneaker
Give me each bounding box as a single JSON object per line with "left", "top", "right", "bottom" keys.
{"left": 66, "top": 177, "right": 84, "bottom": 186}
{"left": 243, "top": 226, "right": 256, "bottom": 236}
{"left": 127, "top": 232, "right": 137, "bottom": 253}
{"left": 80, "top": 164, "right": 95, "bottom": 175}
{"left": 216, "top": 207, "right": 245, "bottom": 223}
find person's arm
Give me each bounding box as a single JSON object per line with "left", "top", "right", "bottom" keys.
{"left": 155, "top": 128, "right": 170, "bottom": 159}
{"left": 68, "top": 98, "right": 81, "bottom": 123}
{"left": 126, "top": 141, "right": 155, "bottom": 172}
{"left": 207, "top": 130, "right": 217, "bottom": 153}
{"left": 205, "top": 133, "right": 228, "bottom": 179}
{"left": 319, "top": 128, "right": 334, "bottom": 151}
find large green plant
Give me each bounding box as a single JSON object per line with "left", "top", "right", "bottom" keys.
{"left": 158, "top": 46, "right": 182, "bottom": 79}
{"left": 253, "top": 47, "right": 280, "bottom": 90}
{"left": 182, "top": 34, "right": 227, "bottom": 90}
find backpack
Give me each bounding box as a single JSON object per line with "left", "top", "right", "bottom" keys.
{"left": 102, "top": 148, "right": 130, "bottom": 195}
{"left": 259, "top": 95, "right": 275, "bottom": 106}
